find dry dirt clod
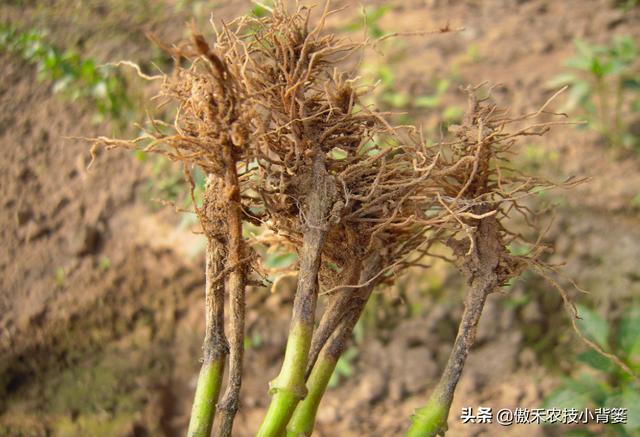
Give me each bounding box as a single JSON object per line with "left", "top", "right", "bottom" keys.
{"left": 70, "top": 224, "right": 101, "bottom": 256}
{"left": 21, "top": 220, "right": 49, "bottom": 242}
{"left": 355, "top": 367, "right": 388, "bottom": 405}
{"left": 15, "top": 207, "right": 32, "bottom": 226}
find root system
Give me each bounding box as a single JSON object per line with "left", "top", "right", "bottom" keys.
{"left": 85, "top": 2, "right": 628, "bottom": 436}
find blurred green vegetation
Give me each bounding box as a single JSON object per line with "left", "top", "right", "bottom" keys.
{"left": 0, "top": 23, "right": 131, "bottom": 123}
{"left": 345, "top": 5, "right": 463, "bottom": 130}
{"left": 543, "top": 304, "right": 640, "bottom": 436}
{"left": 548, "top": 36, "right": 640, "bottom": 153}
{"left": 616, "top": 0, "right": 639, "bottom": 11}
{"left": 134, "top": 150, "right": 207, "bottom": 212}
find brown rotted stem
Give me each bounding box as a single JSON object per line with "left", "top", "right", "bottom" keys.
{"left": 216, "top": 142, "right": 248, "bottom": 437}
{"left": 256, "top": 153, "right": 335, "bottom": 437}
{"left": 186, "top": 240, "right": 228, "bottom": 437}
{"left": 304, "top": 259, "right": 363, "bottom": 378}
{"left": 287, "top": 255, "right": 381, "bottom": 436}
{"left": 435, "top": 275, "right": 495, "bottom": 404}
{"left": 321, "top": 253, "right": 382, "bottom": 361}
{"left": 407, "top": 216, "right": 501, "bottom": 437}
{"left": 305, "top": 253, "right": 383, "bottom": 378}
{"left": 406, "top": 274, "right": 496, "bottom": 437}
{"left": 205, "top": 241, "right": 228, "bottom": 363}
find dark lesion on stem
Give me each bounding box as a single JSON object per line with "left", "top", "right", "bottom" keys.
{"left": 413, "top": 211, "right": 504, "bottom": 435}
{"left": 292, "top": 154, "right": 336, "bottom": 330}
{"left": 256, "top": 152, "right": 338, "bottom": 436}
{"left": 216, "top": 140, "right": 250, "bottom": 437}
{"left": 321, "top": 253, "right": 382, "bottom": 361}
{"left": 203, "top": 241, "right": 228, "bottom": 365}
{"left": 305, "top": 251, "right": 386, "bottom": 377}
{"left": 284, "top": 151, "right": 337, "bottom": 381}
{"left": 305, "top": 258, "right": 363, "bottom": 377}
{"left": 286, "top": 253, "right": 384, "bottom": 436}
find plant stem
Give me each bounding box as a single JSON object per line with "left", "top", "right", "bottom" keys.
{"left": 260, "top": 322, "right": 314, "bottom": 436}
{"left": 406, "top": 217, "right": 499, "bottom": 437}
{"left": 304, "top": 260, "right": 362, "bottom": 377}
{"left": 285, "top": 315, "right": 359, "bottom": 437}
{"left": 406, "top": 280, "right": 493, "bottom": 437}
{"left": 188, "top": 360, "right": 226, "bottom": 437}
{"left": 187, "top": 240, "right": 228, "bottom": 437}
{"left": 286, "top": 354, "right": 336, "bottom": 437}
{"left": 217, "top": 143, "right": 248, "bottom": 437}
{"left": 256, "top": 154, "right": 334, "bottom": 437}
{"left": 405, "top": 396, "right": 449, "bottom": 437}
{"left": 596, "top": 77, "right": 615, "bottom": 146}
{"left": 288, "top": 256, "right": 381, "bottom": 436}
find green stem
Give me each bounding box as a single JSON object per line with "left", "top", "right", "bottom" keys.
{"left": 287, "top": 255, "right": 381, "bottom": 436}
{"left": 286, "top": 356, "right": 336, "bottom": 437}
{"left": 256, "top": 154, "right": 334, "bottom": 437}
{"left": 257, "top": 322, "right": 314, "bottom": 437}
{"left": 406, "top": 215, "right": 499, "bottom": 437}
{"left": 187, "top": 359, "right": 225, "bottom": 437}
{"left": 187, "top": 238, "right": 227, "bottom": 437}
{"left": 406, "top": 395, "right": 449, "bottom": 437}
{"left": 405, "top": 280, "right": 492, "bottom": 437}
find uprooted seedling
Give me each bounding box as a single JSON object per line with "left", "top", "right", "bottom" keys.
{"left": 406, "top": 85, "right": 640, "bottom": 436}
{"left": 86, "top": 2, "right": 636, "bottom": 436}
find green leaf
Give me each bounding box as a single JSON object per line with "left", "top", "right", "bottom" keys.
{"left": 435, "top": 78, "right": 450, "bottom": 94}
{"left": 369, "top": 25, "right": 384, "bottom": 39}
{"left": 566, "top": 55, "right": 593, "bottom": 71}
{"left": 574, "top": 39, "right": 595, "bottom": 59}
{"left": 576, "top": 349, "right": 613, "bottom": 372}
{"left": 329, "top": 147, "right": 348, "bottom": 160}
{"left": 133, "top": 150, "right": 147, "bottom": 162}
{"left": 414, "top": 95, "right": 440, "bottom": 108}
{"left": 576, "top": 304, "right": 610, "bottom": 348}
{"left": 507, "top": 243, "right": 530, "bottom": 256}
{"left": 622, "top": 386, "right": 640, "bottom": 432}
{"left": 617, "top": 307, "right": 640, "bottom": 363}
{"left": 590, "top": 57, "right": 607, "bottom": 78}
{"left": 366, "top": 5, "right": 391, "bottom": 23}
{"left": 443, "top": 105, "right": 463, "bottom": 121}
{"left": 621, "top": 78, "right": 640, "bottom": 90}
{"left": 264, "top": 252, "right": 297, "bottom": 269}
{"left": 383, "top": 91, "right": 410, "bottom": 108}
{"left": 377, "top": 65, "right": 395, "bottom": 88}
{"left": 250, "top": 4, "right": 270, "bottom": 17}
{"left": 543, "top": 385, "right": 590, "bottom": 410}
{"left": 343, "top": 5, "right": 390, "bottom": 36}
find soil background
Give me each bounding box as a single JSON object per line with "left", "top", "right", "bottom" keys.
{"left": 1, "top": 1, "right": 639, "bottom": 436}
